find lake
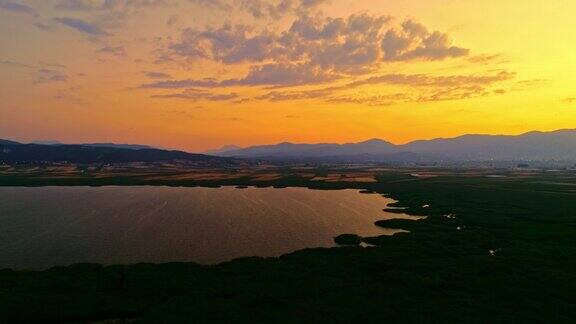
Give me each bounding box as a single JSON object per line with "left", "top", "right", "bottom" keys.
{"left": 0, "top": 186, "right": 417, "bottom": 270}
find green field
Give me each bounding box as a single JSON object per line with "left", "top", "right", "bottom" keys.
{"left": 1, "top": 169, "right": 575, "bottom": 322}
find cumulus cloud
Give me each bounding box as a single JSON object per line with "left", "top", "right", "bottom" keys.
{"left": 168, "top": 14, "right": 401, "bottom": 69}
{"left": 54, "top": 17, "right": 109, "bottom": 36}
{"left": 156, "top": 13, "right": 470, "bottom": 89}
{"left": 0, "top": 1, "right": 37, "bottom": 16}
{"left": 381, "top": 20, "right": 469, "bottom": 61}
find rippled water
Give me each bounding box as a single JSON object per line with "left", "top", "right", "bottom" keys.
{"left": 0, "top": 186, "right": 416, "bottom": 270}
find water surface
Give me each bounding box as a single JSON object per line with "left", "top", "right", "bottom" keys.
{"left": 0, "top": 186, "right": 416, "bottom": 270}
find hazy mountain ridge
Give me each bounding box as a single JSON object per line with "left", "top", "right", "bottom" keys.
{"left": 26, "top": 140, "right": 156, "bottom": 150}
{"left": 79, "top": 143, "right": 156, "bottom": 150}
{"left": 0, "top": 143, "right": 234, "bottom": 164}
{"left": 216, "top": 129, "right": 576, "bottom": 162}
{"left": 0, "top": 139, "right": 20, "bottom": 146}
{"left": 203, "top": 145, "right": 243, "bottom": 155}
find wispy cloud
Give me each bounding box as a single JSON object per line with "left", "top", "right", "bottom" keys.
{"left": 97, "top": 46, "right": 126, "bottom": 57}
{"left": 55, "top": 0, "right": 174, "bottom": 11}
{"left": 255, "top": 71, "right": 515, "bottom": 105}
{"left": 54, "top": 17, "right": 109, "bottom": 36}
{"left": 0, "top": 59, "right": 34, "bottom": 69}
{"left": 145, "top": 71, "right": 173, "bottom": 79}
{"left": 0, "top": 1, "right": 37, "bottom": 17}
{"left": 346, "top": 71, "right": 515, "bottom": 88}
{"left": 151, "top": 88, "right": 240, "bottom": 101}
{"left": 34, "top": 68, "right": 69, "bottom": 84}
{"left": 141, "top": 63, "right": 339, "bottom": 88}
{"left": 188, "top": 0, "right": 328, "bottom": 19}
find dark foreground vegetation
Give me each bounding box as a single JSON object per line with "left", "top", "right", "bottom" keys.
{"left": 1, "top": 170, "right": 576, "bottom": 322}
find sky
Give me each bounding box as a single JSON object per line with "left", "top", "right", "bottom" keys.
{"left": 1, "top": 0, "right": 575, "bottom": 152}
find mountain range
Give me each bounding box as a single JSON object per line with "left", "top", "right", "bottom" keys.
{"left": 30, "top": 140, "right": 156, "bottom": 150}
{"left": 212, "top": 129, "right": 576, "bottom": 163}
{"left": 4, "top": 129, "right": 576, "bottom": 164}
{"left": 0, "top": 141, "right": 233, "bottom": 165}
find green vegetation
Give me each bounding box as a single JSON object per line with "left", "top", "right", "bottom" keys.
{"left": 1, "top": 169, "right": 576, "bottom": 322}
{"left": 334, "top": 234, "right": 362, "bottom": 246}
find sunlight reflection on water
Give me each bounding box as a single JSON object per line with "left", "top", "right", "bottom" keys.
{"left": 0, "top": 186, "right": 418, "bottom": 270}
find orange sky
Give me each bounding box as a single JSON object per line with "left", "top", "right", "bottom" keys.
{"left": 1, "top": 0, "right": 575, "bottom": 152}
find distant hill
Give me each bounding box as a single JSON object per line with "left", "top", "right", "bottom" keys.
{"left": 0, "top": 139, "right": 21, "bottom": 146}
{"left": 215, "top": 129, "right": 576, "bottom": 162}
{"left": 80, "top": 143, "right": 156, "bottom": 150}
{"left": 30, "top": 140, "right": 155, "bottom": 150}
{"left": 203, "top": 145, "right": 242, "bottom": 155}
{"left": 31, "top": 140, "right": 63, "bottom": 145}
{"left": 0, "top": 143, "right": 236, "bottom": 164}
{"left": 218, "top": 139, "right": 397, "bottom": 159}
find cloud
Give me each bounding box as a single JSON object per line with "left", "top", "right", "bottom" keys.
{"left": 326, "top": 93, "right": 406, "bottom": 106}
{"left": 97, "top": 46, "right": 126, "bottom": 56}
{"left": 187, "top": 0, "right": 327, "bottom": 19}
{"left": 54, "top": 86, "right": 87, "bottom": 105}
{"left": 55, "top": 0, "right": 174, "bottom": 11}
{"left": 34, "top": 68, "right": 69, "bottom": 84}
{"left": 141, "top": 78, "right": 220, "bottom": 89}
{"left": 232, "top": 63, "right": 339, "bottom": 87}
{"left": 255, "top": 71, "right": 515, "bottom": 105}
{"left": 145, "top": 71, "right": 173, "bottom": 79}
{"left": 0, "top": 59, "right": 34, "bottom": 69}
{"left": 151, "top": 88, "right": 240, "bottom": 101}
{"left": 381, "top": 20, "right": 469, "bottom": 61}
{"left": 146, "top": 69, "right": 513, "bottom": 93}
{"left": 166, "top": 14, "right": 178, "bottom": 26}
{"left": 54, "top": 17, "right": 109, "bottom": 36}
{"left": 239, "top": 0, "right": 294, "bottom": 20}
{"left": 34, "top": 22, "right": 57, "bottom": 31}
{"left": 55, "top": 0, "right": 104, "bottom": 10}
{"left": 163, "top": 14, "right": 469, "bottom": 89}
{"left": 0, "top": 1, "right": 37, "bottom": 16}
{"left": 142, "top": 63, "right": 339, "bottom": 88}
{"left": 346, "top": 71, "right": 515, "bottom": 88}
{"left": 467, "top": 54, "right": 507, "bottom": 65}
{"left": 53, "top": 0, "right": 175, "bottom": 34}
{"left": 326, "top": 84, "right": 502, "bottom": 106}
{"left": 187, "top": 0, "right": 232, "bottom": 11}
{"left": 256, "top": 87, "right": 337, "bottom": 101}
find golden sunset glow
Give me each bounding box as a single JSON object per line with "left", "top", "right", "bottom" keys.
{"left": 1, "top": 0, "right": 575, "bottom": 151}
